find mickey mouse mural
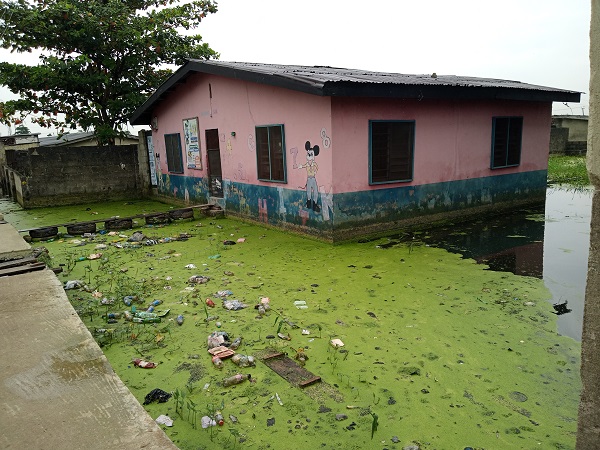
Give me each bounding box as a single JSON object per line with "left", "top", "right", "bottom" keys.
{"left": 297, "top": 141, "right": 320, "bottom": 213}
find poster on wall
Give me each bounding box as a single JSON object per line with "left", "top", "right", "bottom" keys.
{"left": 183, "top": 117, "right": 202, "bottom": 169}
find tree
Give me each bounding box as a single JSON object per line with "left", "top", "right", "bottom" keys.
{"left": 0, "top": 0, "right": 218, "bottom": 144}
{"left": 14, "top": 123, "right": 31, "bottom": 134}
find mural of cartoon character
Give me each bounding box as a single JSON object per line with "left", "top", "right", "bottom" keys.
{"left": 297, "top": 141, "right": 320, "bottom": 213}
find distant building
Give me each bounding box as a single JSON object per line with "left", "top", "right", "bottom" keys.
{"left": 131, "top": 61, "right": 580, "bottom": 241}
{"left": 550, "top": 115, "right": 588, "bottom": 154}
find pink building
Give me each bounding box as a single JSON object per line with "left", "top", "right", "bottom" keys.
{"left": 131, "top": 61, "right": 579, "bottom": 241}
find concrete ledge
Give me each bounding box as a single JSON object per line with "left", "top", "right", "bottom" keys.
{"left": 0, "top": 269, "right": 177, "bottom": 450}
{"left": 0, "top": 222, "right": 31, "bottom": 260}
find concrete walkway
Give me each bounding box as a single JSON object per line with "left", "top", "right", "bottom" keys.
{"left": 0, "top": 222, "right": 177, "bottom": 449}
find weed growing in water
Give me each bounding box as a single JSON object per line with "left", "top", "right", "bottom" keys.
{"left": 370, "top": 412, "right": 379, "bottom": 439}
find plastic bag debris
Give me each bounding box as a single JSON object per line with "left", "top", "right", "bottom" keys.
{"left": 223, "top": 300, "right": 248, "bottom": 310}
{"left": 201, "top": 416, "right": 217, "bottom": 428}
{"left": 231, "top": 354, "right": 255, "bottom": 367}
{"left": 207, "top": 331, "right": 229, "bottom": 349}
{"left": 143, "top": 388, "right": 171, "bottom": 405}
{"left": 188, "top": 275, "right": 210, "bottom": 284}
{"left": 155, "top": 415, "right": 173, "bottom": 427}
{"left": 185, "top": 263, "right": 197, "bottom": 269}
{"left": 128, "top": 231, "right": 145, "bottom": 242}
{"left": 64, "top": 280, "right": 83, "bottom": 290}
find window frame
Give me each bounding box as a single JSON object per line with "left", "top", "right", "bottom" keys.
{"left": 369, "top": 120, "right": 415, "bottom": 185}
{"left": 490, "top": 116, "right": 523, "bottom": 169}
{"left": 255, "top": 124, "right": 287, "bottom": 183}
{"left": 164, "top": 133, "right": 184, "bottom": 174}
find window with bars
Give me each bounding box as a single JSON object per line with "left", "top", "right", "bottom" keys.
{"left": 369, "top": 120, "right": 415, "bottom": 184}
{"left": 164, "top": 133, "right": 184, "bottom": 173}
{"left": 491, "top": 117, "right": 523, "bottom": 169}
{"left": 256, "top": 124, "right": 286, "bottom": 182}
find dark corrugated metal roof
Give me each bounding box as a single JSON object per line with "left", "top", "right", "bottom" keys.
{"left": 131, "top": 60, "right": 582, "bottom": 125}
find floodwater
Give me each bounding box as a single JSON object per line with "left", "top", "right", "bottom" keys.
{"left": 0, "top": 191, "right": 587, "bottom": 449}
{"left": 422, "top": 186, "right": 592, "bottom": 342}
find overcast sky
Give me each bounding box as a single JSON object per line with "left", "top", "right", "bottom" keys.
{"left": 0, "top": 0, "right": 591, "bottom": 136}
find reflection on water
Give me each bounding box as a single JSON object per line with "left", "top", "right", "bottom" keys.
{"left": 425, "top": 186, "right": 592, "bottom": 342}
{"left": 543, "top": 186, "right": 592, "bottom": 341}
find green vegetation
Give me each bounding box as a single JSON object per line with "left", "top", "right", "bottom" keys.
{"left": 3, "top": 200, "right": 581, "bottom": 450}
{"left": 0, "top": 0, "right": 217, "bottom": 144}
{"left": 547, "top": 154, "right": 590, "bottom": 187}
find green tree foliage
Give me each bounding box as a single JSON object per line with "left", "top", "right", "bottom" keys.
{"left": 0, "top": 0, "right": 218, "bottom": 144}
{"left": 14, "top": 123, "right": 31, "bottom": 134}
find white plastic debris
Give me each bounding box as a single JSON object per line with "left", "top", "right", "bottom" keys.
{"left": 185, "top": 264, "right": 197, "bottom": 269}
{"left": 201, "top": 416, "right": 217, "bottom": 428}
{"left": 64, "top": 280, "right": 83, "bottom": 290}
{"left": 330, "top": 339, "right": 345, "bottom": 348}
{"left": 155, "top": 415, "right": 173, "bottom": 427}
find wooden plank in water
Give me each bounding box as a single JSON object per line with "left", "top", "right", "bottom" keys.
{"left": 260, "top": 351, "right": 322, "bottom": 389}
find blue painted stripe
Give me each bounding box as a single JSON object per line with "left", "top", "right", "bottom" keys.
{"left": 157, "top": 170, "right": 547, "bottom": 235}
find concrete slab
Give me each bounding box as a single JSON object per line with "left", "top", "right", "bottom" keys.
{"left": 0, "top": 222, "right": 31, "bottom": 260}
{"left": 0, "top": 268, "right": 177, "bottom": 450}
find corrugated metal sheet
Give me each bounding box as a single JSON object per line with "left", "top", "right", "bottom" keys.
{"left": 130, "top": 60, "right": 581, "bottom": 126}
{"left": 196, "top": 60, "right": 576, "bottom": 94}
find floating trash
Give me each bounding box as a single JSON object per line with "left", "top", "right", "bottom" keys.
{"left": 143, "top": 388, "right": 171, "bottom": 405}
{"left": 155, "top": 415, "right": 173, "bottom": 427}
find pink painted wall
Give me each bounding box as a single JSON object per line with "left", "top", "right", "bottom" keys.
{"left": 152, "top": 73, "right": 333, "bottom": 191}
{"left": 331, "top": 97, "right": 553, "bottom": 193}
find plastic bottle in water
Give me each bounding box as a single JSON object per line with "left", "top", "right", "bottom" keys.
{"left": 123, "top": 296, "right": 133, "bottom": 306}
{"left": 133, "top": 316, "right": 161, "bottom": 324}
{"left": 212, "top": 356, "right": 223, "bottom": 369}
{"left": 151, "top": 299, "right": 162, "bottom": 306}
{"left": 147, "top": 305, "right": 155, "bottom": 313}
{"left": 215, "top": 411, "right": 224, "bottom": 426}
{"left": 222, "top": 373, "right": 251, "bottom": 387}
{"left": 229, "top": 336, "right": 242, "bottom": 350}
{"left": 176, "top": 314, "right": 184, "bottom": 326}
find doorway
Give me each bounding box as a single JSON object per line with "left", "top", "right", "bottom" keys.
{"left": 205, "top": 129, "right": 223, "bottom": 198}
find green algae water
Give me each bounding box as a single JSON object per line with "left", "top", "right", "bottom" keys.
{"left": 2, "top": 199, "right": 581, "bottom": 450}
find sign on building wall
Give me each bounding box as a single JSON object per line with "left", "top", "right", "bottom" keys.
{"left": 183, "top": 117, "right": 202, "bottom": 169}
{"left": 146, "top": 133, "right": 158, "bottom": 186}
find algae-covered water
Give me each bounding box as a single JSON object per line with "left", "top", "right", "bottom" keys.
{"left": 1, "top": 199, "right": 581, "bottom": 450}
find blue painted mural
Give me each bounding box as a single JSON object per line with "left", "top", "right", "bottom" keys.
{"left": 157, "top": 170, "right": 546, "bottom": 241}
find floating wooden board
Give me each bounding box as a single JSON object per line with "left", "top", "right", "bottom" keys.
{"left": 261, "top": 351, "right": 321, "bottom": 388}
